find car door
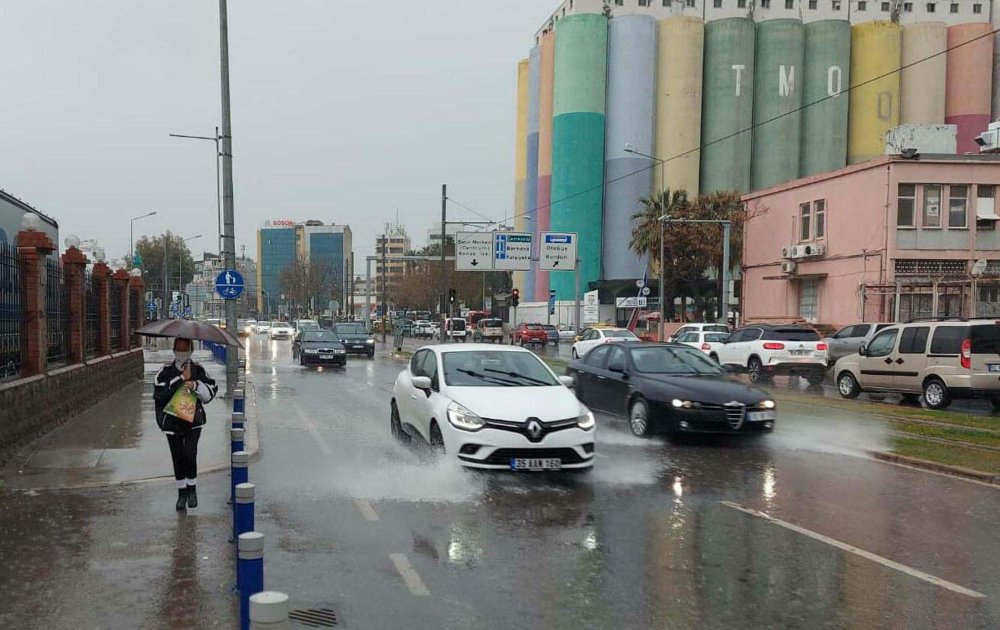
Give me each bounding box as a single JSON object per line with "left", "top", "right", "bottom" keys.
{"left": 601, "top": 346, "right": 632, "bottom": 416}
{"left": 857, "top": 327, "right": 900, "bottom": 390}
{"left": 894, "top": 326, "right": 930, "bottom": 392}
{"left": 577, "top": 345, "right": 613, "bottom": 409}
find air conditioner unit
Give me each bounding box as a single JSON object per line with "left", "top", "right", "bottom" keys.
{"left": 781, "top": 261, "right": 797, "bottom": 274}
{"left": 781, "top": 246, "right": 792, "bottom": 259}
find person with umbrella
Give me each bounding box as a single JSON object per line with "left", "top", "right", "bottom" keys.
{"left": 153, "top": 337, "right": 219, "bottom": 510}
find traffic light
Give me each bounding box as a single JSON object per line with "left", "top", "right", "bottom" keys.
{"left": 449, "top": 289, "right": 456, "bottom": 304}
{"left": 511, "top": 288, "right": 520, "bottom": 308}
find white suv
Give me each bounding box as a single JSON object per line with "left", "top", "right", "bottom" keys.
{"left": 715, "top": 325, "right": 829, "bottom": 384}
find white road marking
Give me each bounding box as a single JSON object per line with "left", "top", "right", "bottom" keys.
{"left": 721, "top": 501, "right": 986, "bottom": 599}
{"left": 355, "top": 499, "right": 379, "bottom": 521}
{"left": 291, "top": 401, "right": 333, "bottom": 456}
{"left": 389, "top": 553, "right": 431, "bottom": 596}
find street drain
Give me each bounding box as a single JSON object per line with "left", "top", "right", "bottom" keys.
{"left": 289, "top": 606, "right": 339, "bottom": 627}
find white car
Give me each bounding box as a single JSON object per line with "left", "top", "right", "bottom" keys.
{"left": 668, "top": 322, "right": 730, "bottom": 342}
{"left": 714, "top": 324, "right": 829, "bottom": 384}
{"left": 674, "top": 330, "right": 730, "bottom": 358}
{"left": 390, "top": 344, "right": 596, "bottom": 471}
{"left": 571, "top": 327, "right": 641, "bottom": 359}
{"left": 269, "top": 322, "right": 294, "bottom": 340}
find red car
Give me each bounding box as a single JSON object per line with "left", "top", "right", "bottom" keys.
{"left": 514, "top": 323, "right": 548, "bottom": 346}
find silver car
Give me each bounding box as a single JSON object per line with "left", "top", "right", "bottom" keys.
{"left": 824, "top": 323, "right": 893, "bottom": 363}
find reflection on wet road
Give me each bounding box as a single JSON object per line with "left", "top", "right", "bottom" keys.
{"left": 247, "top": 336, "right": 999, "bottom": 629}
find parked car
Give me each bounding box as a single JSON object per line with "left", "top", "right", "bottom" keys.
{"left": 390, "top": 345, "right": 595, "bottom": 470}
{"left": 445, "top": 318, "right": 468, "bottom": 342}
{"left": 557, "top": 324, "right": 578, "bottom": 341}
{"left": 473, "top": 318, "right": 505, "bottom": 343}
{"left": 714, "top": 324, "right": 828, "bottom": 384}
{"left": 269, "top": 322, "right": 294, "bottom": 340}
{"left": 334, "top": 322, "right": 376, "bottom": 357}
{"left": 834, "top": 319, "right": 1000, "bottom": 410}
{"left": 571, "top": 327, "right": 640, "bottom": 359}
{"left": 514, "top": 323, "right": 548, "bottom": 347}
{"left": 668, "top": 322, "right": 730, "bottom": 342}
{"left": 566, "top": 343, "right": 775, "bottom": 437}
{"left": 297, "top": 330, "right": 347, "bottom": 367}
{"left": 541, "top": 324, "right": 560, "bottom": 345}
{"left": 675, "top": 330, "right": 729, "bottom": 358}
{"left": 824, "top": 322, "right": 894, "bottom": 363}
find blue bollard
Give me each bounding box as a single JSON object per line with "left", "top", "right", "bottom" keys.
{"left": 231, "top": 427, "right": 245, "bottom": 454}
{"left": 231, "top": 451, "right": 249, "bottom": 513}
{"left": 238, "top": 532, "right": 265, "bottom": 630}
{"left": 234, "top": 387, "right": 245, "bottom": 414}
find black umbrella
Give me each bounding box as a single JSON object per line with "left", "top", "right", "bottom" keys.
{"left": 136, "top": 319, "right": 244, "bottom": 348}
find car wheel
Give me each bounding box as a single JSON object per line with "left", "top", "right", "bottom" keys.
{"left": 628, "top": 398, "right": 652, "bottom": 438}
{"left": 429, "top": 422, "right": 445, "bottom": 454}
{"left": 747, "top": 357, "right": 765, "bottom": 383}
{"left": 923, "top": 378, "right": 951, "bottom": 410}
{"left": 806, "top": 373, "right": 826, "bottom": 387}
{"left": 390, "top": 402, "right": 411, "bottom": 444}
{"left": 572, "top": 348, "right": 579, "bottom": 360}
{"left": 837, "top": 372, "right": 860, "bottom": 399}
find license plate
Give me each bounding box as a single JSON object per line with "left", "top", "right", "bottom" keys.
{"left": 511, "top": 458, "right": 561, "bottom": 471}
{"left": 989, "top": 364, "right": 1000, "bottom": 373}
{"left": 748, "top": 411, "right": 776, "bottom": 422}
{"left": 790, "top": 349, "right": 810, "bottom": 356}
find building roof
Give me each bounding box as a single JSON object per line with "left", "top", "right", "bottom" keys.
{"left": 0, "top": 188, "right": 59, "bottom": 229}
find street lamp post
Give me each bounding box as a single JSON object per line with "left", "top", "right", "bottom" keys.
{"left": 624, "top": 145, "right": 667, "bottom": 329}
{"left": 169, "top": 131, "right": 221, "bottom": 256}
{"left": 130, "top": 211, "right": 157, "bottom": 266}
{"left": 659, "top": 217, "right": 733, "bottom": 326}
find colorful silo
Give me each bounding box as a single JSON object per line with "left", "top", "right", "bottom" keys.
{"left": 848, "top": 21, "right": 901, "bottom": 164}
{"left": 700, "top": 17, "right": 755, "bottom": 194}
{"left": 900, "top": 22, "right": 947, "bottom": 125}
{"left": 656, "top": 17, "right": 705, "bottom": 195}
{"left": 945, "top": 23, "right": 994, "bottom": 154}
{"left": 603, "top": 15, "right": 656, "bottom": 281}
{"left": 751, "top": 19, "right": 804, "bottom": 191}
{"left": 524, "top": 46, "right": 541, "bottom": 302}
{"left": 800, "top": 20, "right": 851, "bottom": 178}
{"left": 550, "top": 14, "right": 608, "bottom": 299}
{"left": 513, "top": 59, "right": 529, "bottom": 297}
{"left": 534, "top": 31, "right": 555, "bottom": 302}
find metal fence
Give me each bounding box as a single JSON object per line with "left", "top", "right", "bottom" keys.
{"left": 0, "top": 243, "right": 21, "bottom": 379}
{"left": 84, "top": 271, "right": 99, "bottom": 358}
{"left": 45, "top": 259, "right": 68, "bottom": 365}
{"left": 109, "top": 281, "right": 122, "bottom": 352}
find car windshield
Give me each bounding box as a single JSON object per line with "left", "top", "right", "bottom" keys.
{"left": 604, "top": 329, "right": 638, "bottom": 339}
{"left": 764, "top": 328, "right": 820, "bottom": 341}
{"left": 630, "top": 346, "right": 724, "bottom": 375}
{"left": 442, "top": 351, "right": 559, "bottom": 387}
{"left": 335, "top": 324, "right": 368, "bottom": 335}
{"left": 302, "top": 331, "right": 339, "bottom": 343}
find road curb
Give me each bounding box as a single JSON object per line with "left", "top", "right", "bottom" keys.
{"left": 868, "top": 450, "right": 999, "bottom": 486}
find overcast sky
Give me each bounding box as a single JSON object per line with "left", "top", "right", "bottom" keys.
{"left": 1, "top": 1, "right": 551, "bottom": 268}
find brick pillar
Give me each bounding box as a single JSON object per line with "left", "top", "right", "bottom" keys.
{"left": 130, "top": 276, "right": 145, "bottom": 348}
{"left": 61, "top": 247, "right": 89, "bottom": 364}
{"left": 112, "top": 269, "right": 130, "bottom": 351}
{"left": 16, "top": 230, "right": 56, "bottom": 377}
{"left": 93, "top": 262, "right": 111, "bottom": 356}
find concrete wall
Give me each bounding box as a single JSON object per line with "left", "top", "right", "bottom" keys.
{"left": 0, "top": 349, "right": 143, "bottom": 467}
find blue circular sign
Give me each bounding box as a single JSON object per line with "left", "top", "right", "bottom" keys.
{"left": 215, "top": 269, "right": 245, "bottom": 300}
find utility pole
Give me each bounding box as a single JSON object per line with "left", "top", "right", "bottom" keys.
{"left": 218, "top": 0, "right": 238, "bottom": 394}
{"left": 440, "top": 184, "right": 448, "bottom": 342}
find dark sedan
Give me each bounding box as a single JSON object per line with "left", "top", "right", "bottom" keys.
{"left": 334, "top": 322, "right": 376, "bottom": 357}
{"left": 297, "top": 331, "right": 347, "bottom": 367}
{"left": 566, "top": 343, "right": 776, "bottom": 438}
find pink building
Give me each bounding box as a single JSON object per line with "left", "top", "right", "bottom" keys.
{"left": 741, "top": 154, "right": 1000, "bottom": 329}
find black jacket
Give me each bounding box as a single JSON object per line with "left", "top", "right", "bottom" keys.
{"left": 154, "top": 361, "right": 218, "bottom": 434}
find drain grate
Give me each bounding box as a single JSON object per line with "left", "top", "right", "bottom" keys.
{"left": 289, "top": 606, "right": 339, "bottom": 628}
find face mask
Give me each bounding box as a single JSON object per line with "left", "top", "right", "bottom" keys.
{"left": 174, "top": 351, "right": 192, "bottom": 365}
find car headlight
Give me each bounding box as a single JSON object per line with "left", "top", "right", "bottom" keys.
{"left": 671, "top": 399, "right": 701, "bottom": 409}
{"left": 577, "top": 408, "right": 595, "bottom": 430}
{"left": 758, "top": 400, "right": 776, "bottom": 410}
{"left": 366, "top": 338, "right": 375, "bottom": 344}
{"left": 446, "top": 401, "right": 485, "bottom": 432}
{"left": 304, "top": 349, "right": 318, "bottom": 354}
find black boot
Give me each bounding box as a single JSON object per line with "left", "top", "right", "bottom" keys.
{"left": 186, "top": 485, "right": 198, "bottom": 508}
{"left": 176, "top": 487, "right": 188, "bottom": 511}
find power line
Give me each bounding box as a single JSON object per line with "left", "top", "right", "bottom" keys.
{"left": 507, "top": 24, "right": 1000, "bottom": 225}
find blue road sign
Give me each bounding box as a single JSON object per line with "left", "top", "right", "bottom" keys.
{"left": 215, "top": 269, "right": 245, "bottom": 300}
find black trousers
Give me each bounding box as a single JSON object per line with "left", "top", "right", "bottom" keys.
{"left": 166, "top": 430, "right": 202, "bottom": 481}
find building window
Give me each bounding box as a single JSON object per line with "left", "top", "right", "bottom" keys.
{"left": 815, "top": 200, "right": 826, "bottom": 239}
{"left": 898, "top": 184, "right": 916, "bottom": 227}
{"left": 950, "top": 2, "right": 958, "bottom": 12}
{"left": 858, "top": 0, "right": 867, "bottom": 9}
{"left": 800, "top": 203, "right": 812, "bottom": 241}
{"left": 926, "top": 3, "right": 935, "bottom": 12}
{"left": 923, "top": 184, "right": 942, "bottom": 228}
{"left": 974, "top": 3, "right": 982, "bottom": 14}
{"left": 948, "top": 185, "right": 968, "bottom": 228}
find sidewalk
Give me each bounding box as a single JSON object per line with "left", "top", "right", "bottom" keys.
{"left": 0, "top": 346, "right": 257, "bottom": 491}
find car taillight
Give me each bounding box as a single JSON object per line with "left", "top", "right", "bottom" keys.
{"left": 817, "top": 343, "right": 828, "bottom": 351}
{"left": 961, "top": 338, "right": 971, "bottom": 369}
{"left": 762, "top": 342, "right": 785, "bottom": 350}
{"left": 701, "top": 343, "right": 711, "bottom": 351}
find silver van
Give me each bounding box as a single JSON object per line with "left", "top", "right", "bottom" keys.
{"left": 834, "top": 320, "right": 1000, "bottom": 409}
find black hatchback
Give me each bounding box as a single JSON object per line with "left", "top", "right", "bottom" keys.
{"left": 566, "top": 343, "right": 776, "bottom": 438}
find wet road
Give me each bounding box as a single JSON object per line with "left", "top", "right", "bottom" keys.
{"left": 247, "top": 336, "right": 999, "bottom": 630}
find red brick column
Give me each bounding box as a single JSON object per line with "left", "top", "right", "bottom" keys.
{"left": 92, "top": 262, "right": 111, "bottom": 356}
{"left": 112, "top": 269, "right": 130, "bottom": 351}
{"left": 129, "top": 276, "right": 145, "bottom": 348}
{"left": 16, "top": 230, "right": 56, "bottom": 377}
{"left": 61, "top": 247, "right": 89, "bottom": 364}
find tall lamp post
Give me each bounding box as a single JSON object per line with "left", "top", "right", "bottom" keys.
{"left": 660, "top": 217, "right": 733, "bottom": 326}
{"left": 169, "top": 131, "right": 221, "bottom": 256}
{"left": 623, "top": 145, "right": 667, "bottom": 331}
{"left": 130, "top": 211, "right": 157, "bottom": 266}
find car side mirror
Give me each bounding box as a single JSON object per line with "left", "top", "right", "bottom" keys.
{"left": 558, "top": 375, "right": 575, "bottom": 388}
{"left": 412, "top": 375, "right": 432, "bottom": 390}
{"left": 858, "top": 344, "right": 868, "bottom": 357}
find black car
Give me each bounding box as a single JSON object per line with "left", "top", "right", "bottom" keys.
{"left": 298, "top": 330, "right": 347, "bottom": 367}
{"left": 334, "top": 322, "right": 376, "bottom": 358}
{"left": 566, "top": 342, "right": 776, "bottom": 438}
